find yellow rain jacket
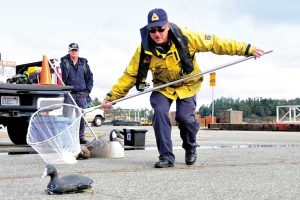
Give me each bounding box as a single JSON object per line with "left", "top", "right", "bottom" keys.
{"left": 105, "top": 27, "right": 256, "bottom": 101}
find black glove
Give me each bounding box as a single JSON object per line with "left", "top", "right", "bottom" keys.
{"left": 135, "top": 80, "right": 150, "bottom": 92}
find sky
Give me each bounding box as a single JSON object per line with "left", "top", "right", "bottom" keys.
{"left": 1, "top": 0, "right": 299, "bottom": 111}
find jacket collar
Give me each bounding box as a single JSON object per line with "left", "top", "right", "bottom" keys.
{"left": 140, "top": 25, "right": 152, "bottom": 55}
{"left": 61, "top": 54, "right": 84, "bottom": 65}
{"left": 140, "top": 25, "right": 172, "bottom": 56}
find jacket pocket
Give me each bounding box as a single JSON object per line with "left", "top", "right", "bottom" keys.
{"left": 152, "top": 64, "right": 169, "bottom": 84}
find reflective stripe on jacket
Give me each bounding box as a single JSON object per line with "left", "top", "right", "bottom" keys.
{"left": 105, "top": 27, "right": 255, "bottom": 101}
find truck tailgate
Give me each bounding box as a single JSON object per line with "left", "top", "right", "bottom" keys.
{"left": 0, "top": 83, "right": 73, "bottom": 92}
{"left": 0, "top": 83, "right": 73, "bottom": 112}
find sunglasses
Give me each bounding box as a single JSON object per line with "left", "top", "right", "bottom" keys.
{"left": 149, "top": 27, "right": 166, "bottom": 33}
{"left": 70, "top": 49, "right": 78, "bottom": 52}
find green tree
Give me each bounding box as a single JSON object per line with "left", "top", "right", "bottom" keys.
{"left": 198, "top": 96, "right": 300, "bottom": 121}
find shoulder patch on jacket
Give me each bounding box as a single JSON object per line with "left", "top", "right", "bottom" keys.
{"left": 204, "top": 35, "right": 211, "bottom": 40}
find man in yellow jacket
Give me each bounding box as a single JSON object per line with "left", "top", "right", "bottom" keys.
{"left": 101, "top": 8, "right": 264, "bottom": 168}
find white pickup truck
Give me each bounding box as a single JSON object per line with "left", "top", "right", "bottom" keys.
{"left": 0, "top": 60, "right": 73, "bottom": 145}
{"left": 85, "top": 106, "right": 105, "bottom": 127}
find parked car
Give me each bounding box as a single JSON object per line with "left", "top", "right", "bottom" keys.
{"left": 85, "top": 107, "right": 105, "bottom": 127}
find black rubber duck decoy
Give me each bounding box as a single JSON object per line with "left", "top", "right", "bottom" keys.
{"left": 43, "top": 164, "right": 94, "bottom": 194}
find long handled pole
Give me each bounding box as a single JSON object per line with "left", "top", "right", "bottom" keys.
{"left": 87, "top": 50, "right": 273, "bottom": 111}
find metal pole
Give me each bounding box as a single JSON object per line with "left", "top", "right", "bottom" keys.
{"left": 276, "top": 106, "right": 279, "bottom": 123}
{"left": 88, "top": 50, "right": 273, "bottom": 111}
{"left": 289, "top": 107, "right": 292, "bottom": 122}
{"left": 212, "top": 87, "right": 214, "bottom": 124}
{"left": 293, "top": 106, "right": 296, "bottom": 123}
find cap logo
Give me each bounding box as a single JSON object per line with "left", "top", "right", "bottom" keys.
{"left": 151, "top": 13, "right": 159, "bottom": 21}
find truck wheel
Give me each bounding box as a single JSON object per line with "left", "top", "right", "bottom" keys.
{"left": 93, "top": 116, "right": 103, "bottom": 127}
{"left": 7, "top": 118, "right": 29, "bottom": 145}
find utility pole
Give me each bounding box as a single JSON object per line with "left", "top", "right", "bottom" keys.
{"left": 210, "top": 72, "right": 216, "bottom": 124}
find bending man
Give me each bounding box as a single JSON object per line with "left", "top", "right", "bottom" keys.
{"left": 101, "top": 8, "right": 264, "bottom": 168}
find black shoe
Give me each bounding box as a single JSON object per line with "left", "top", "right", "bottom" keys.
{"left": 185, "top": 149, "right": 197, "bottom": 165}
{"left": 154, "top": 158, "right": 174, "bottom": 168}
{"left": 80, "top": 139, "right": 88, "bottom": 144}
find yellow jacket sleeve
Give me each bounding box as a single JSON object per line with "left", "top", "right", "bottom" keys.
{"left": 104, "top": 46, "right": 141, "bottom": 101}
{"left": 182, "top": 28, "right": 256, "bottom": 56}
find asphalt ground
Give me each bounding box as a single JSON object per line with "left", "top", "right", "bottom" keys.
{"left": 0, "top": 125, "right": 300, "bottom": 200}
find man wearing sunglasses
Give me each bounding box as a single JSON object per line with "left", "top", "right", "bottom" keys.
{"left": 60, "top": 43, "right": 94, "bottom": 144}
{"left": 102, "top": 8, "right": 264, "bottom": 168}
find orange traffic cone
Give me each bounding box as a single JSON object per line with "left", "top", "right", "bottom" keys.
{"left": 40, "top": 55, "right": 53, "bottom": 85}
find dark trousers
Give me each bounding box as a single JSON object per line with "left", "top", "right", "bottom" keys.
{"left": 150, "top": 92, "right": 200, "bottom": 164}
{"left": 64, "top": 92, "right": 87, "bottom": 140}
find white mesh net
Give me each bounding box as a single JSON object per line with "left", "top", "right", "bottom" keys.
{"left": 26, "top": 103, "right": 82, "bottom": 164}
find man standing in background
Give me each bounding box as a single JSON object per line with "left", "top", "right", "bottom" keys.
{"left": 60, "top": 43, "right": 94, "bottom": 144}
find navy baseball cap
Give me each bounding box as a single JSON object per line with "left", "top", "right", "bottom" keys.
{"left": 147, "top": 8, "right": 168, "bottom": 29}
{"left": 69, "top": 43, "right": 79, "bottom": 50}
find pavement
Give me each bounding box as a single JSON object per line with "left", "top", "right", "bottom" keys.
{"left": 0, "top": 126, "right": 300, "bottom": 200}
